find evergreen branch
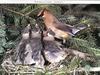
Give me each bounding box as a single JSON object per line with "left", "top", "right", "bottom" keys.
{"left": 0, "top": 6, "right": 36, "bottom": 22}
{"left": 1, "top": 6, "right": 25, "bottom": 16}
{"left": 24, "top": 5, "right": 50, "bottom": 16}
{"left": 67, "top": 11, "right": 100, "bottom": 19}
{"left": 64, "top": 48, "right": 95, "bottom": 62}
{"left": 19, "top": 5, "right": 33, "bottom": 13}
{"left": 70, "top": 67, "right": 100, "bottom": 73}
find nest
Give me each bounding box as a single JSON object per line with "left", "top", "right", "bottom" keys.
{"left": 1, "top": 24, "right": 95, "bottom": 75}
{"left": 1, "top": 24, "right": 66, "bottom": 74}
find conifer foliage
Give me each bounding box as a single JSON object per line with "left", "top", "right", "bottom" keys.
{"left": 0, "top": 4, "right": 100, "bottom": 75}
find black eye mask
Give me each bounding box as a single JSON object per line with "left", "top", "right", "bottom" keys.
{"left": 37, "top": 8, "right": 48, "bottom": 18}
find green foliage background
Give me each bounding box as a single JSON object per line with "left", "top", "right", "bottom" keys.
{"left": 0, "top": 4, "right": 100, "bottom": 75}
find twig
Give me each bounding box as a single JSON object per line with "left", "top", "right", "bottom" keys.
{"left": 1, "top": 6, "right": 24, "bottom": 16}
{"left": 8, "top": 72, "right": 35, "bottom": 74}
{"left": 70, "top": 67, "right": 100, "bottom": 73}
{"left": 0, "top": 5, "right": 34, "bottom": 21}
{"left": 1, "top": 64, "right": 9, "bottom": 73}
{"left": 73, "top": 69, "right": 76, "bottom": 75}
{"left": 64, "top": 48, "right": 95, "bottom": 61}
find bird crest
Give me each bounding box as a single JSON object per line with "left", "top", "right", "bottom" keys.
{"left": 37, "top": 8, "right": 51, "bottom": 17}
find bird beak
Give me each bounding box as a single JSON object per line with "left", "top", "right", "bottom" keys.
{"left": 36, "top": 15, "right": 43, "bottom": 20}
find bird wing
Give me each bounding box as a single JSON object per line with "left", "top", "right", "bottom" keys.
{"left": 53, "top": 21, "right": 75, "bottom": 35}
{"left": 53, "top": 21, "right": 85, "bottom": 35}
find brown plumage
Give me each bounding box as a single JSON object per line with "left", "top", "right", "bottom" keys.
{"left": 37, "top": 8, "right": 85, "bottom": 43}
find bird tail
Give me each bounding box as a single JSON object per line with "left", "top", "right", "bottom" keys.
{"left": 72, "top": 26, "right": 86, "bottom": 35}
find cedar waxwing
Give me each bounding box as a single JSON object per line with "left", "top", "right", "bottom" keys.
{"left": 37, "top": 8, "right": 85, "bottom": 43}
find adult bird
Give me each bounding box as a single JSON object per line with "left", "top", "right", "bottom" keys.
{"left": 37, "top": 8, "right": 86, "bottom": 43}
